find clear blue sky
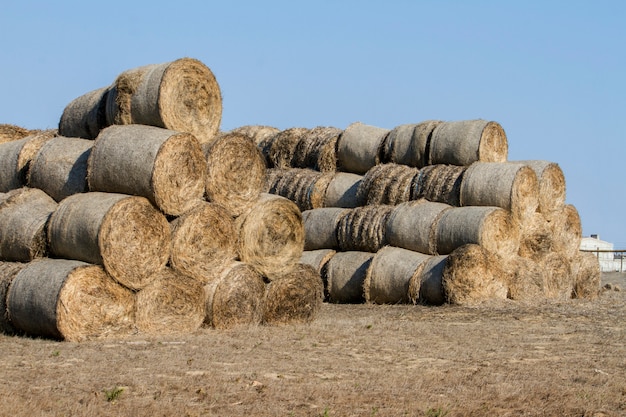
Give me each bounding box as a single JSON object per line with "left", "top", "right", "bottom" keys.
{"left": 1, "top": 1, "right": 625, "bottom": 246}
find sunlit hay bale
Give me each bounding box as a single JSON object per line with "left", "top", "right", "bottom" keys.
{"left": 0, "top": 261, "right": 27, "bottom": 335}
{"left": 0, "top": 188, "right": 57, "bottom": 262}
{"left": 204, "top": 131, "right": 267, "bottom": 217}
{"left": 515, "top": 160, "right": 566, "bottom": 219}
{"left": 381, "top": 124, "right": 415, "bottom": 164}
{"left": 0, "top": 124, "right": 31, "bottom": 143}
{"left": 429, "top": 119, "right": 508, "bottom": 166}
{"left": 570, "top": 251, "right": 601, "bottom": 300}
{"left": 357, "top": 163, "right": 418, "bottom": 206}
{"left": 408, "top": 255, "right": 447, "bottom": 305}
{"left": 267, "top": 168, "right": 332, "bottom": 212}
{"left": 460, "top": 162, "right": 539, "bottom": 224}
{"left": 7, "top": 258, "right": 134, "bottom": 341}
{"left": 229, "top": 125, "right": 280, "bottom": 147}
{"left": 263, "top": 263, "right": 324, "bottom": 325}
{"left": 27, "top": 136, "right": 92, "bottom": 202}
{"left": 302, "top": 207, "right": 350, "bottom": 250}
{"left": 364, "top": 246, "right": 430, "bottom": 304}
{"left": 336, "top": 205, "right": 394, "bottom": 253}
{"left": 48, "top": 192, "right": 170, "bottom": 291}
{"left": 58, "top": 86, "right": 110, "bottom": 139}
{"left": 539, "top": 252, "right": 574, "bottom": 300}
{"left": 518, "top": 212, "right": 553, "bottom": 260}
{"left": 386, "top": 200, "right": 450, "bottom": 255}
{"left": 442, "top": 244, "right": 508, "bottom": 305}
{"left": 170, "top": 202, "right": 237, "bottom": 285}
{"left": 135, "top": 267, "right": 205, "bottom": 335}
{"left": 88, "top": 125, "right": 206, "bottom": 216}
{"left": 292, "top": 126, "right": 341, "bottom": 172}
{"left": 336, "top": 122, "right": 389, "bottom": 175}
{"left": 0, "top": 130, "right": 57, "bottom": 192}
{"left": 323, "top": 172, "right": 364, "bottom": 208}
{"left": 266, "top": 127, "right": 309, "bottom": 169}
{"left": 324, "top": 251, "right": 373, "bottom": 303}
{"left": 412, "top": 164, "right": 467, "bottom": 206}
{"left": 501, "top": 255, "right": 546, "bottom": 301}
{"left": 236, "top": 193, "right": 304, "bottom": 279}
{"left": 203, "top": 261, "right": 265, "bottom": 329}
{"left": 547, "top": 204, "right": 582, "bottom": 259}
{"left": 105, "top": 58, "right": 222, "bottom": 144}
{"left": 299, "top": 249, "right": 336, "bottom": 277}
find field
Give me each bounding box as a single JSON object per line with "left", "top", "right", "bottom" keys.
{"left": 0, "top": 273, "right": 624, "bottom": 417}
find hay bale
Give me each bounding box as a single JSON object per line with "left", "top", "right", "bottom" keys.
{"left": 58, "top": 87, "right": 110, "bottom": 139}
{"left": 236, "top": 193, "right": 304, "bottom": 279}
{"left": 336, "top": 122, "right": 389, "bottom": 174}
{"left": 570, "top": 251, "right": 601, "bottom": 300}
{"left": 324, "top": 251, "right": 373, "bottom": 303}
{"left": 0, "top": 124, "right": 31, "bottom": 143}
{"left": 267, "top": 168, "right": 332, "bottom": 212}
{"left": 382, "top": 120, "right": 441, "bottom": 167}
{"left": 429, "top": 120, "right": 508, "bottom": 166}
{"left": 386, "top": 200, "right": 451, "bottom": 255}
{"left": 266, "top": 127, "right": 308, "bottom": 169}
{"left": 516, "top": 160, "right": 566, "bottom": 217}
{"left": 27, "top": 136, "right": 92, "bottom": 202}
{"left": 0, "top": 188, "right": 57, "bottom": 262}
{"left": 299, "top": 249, "right": 336, "bottom": 275}
{"left": 204, "top": 131, "right": 267, "bottom": 217}
{"left": 336, "top": 205, "right": 394, "bottom": 253}
{"left": 0, "top": 261, "right": 27, "bottom": 335}
{"left": 548, "top": 204, "right": 582, "bottom": 259}
{"left": 263, "top": 263, "right": 324, "bottom": 325}
{"left": 501, "top": 255, "right": 546, "bottom": 301}
{"left": 460, "top": 162, "right": 539, "bottom": 222}
{"left": 170, "top": 202, "right": 237, "bottom": 284}
{"left": 442, "top": 244, "right": 508, "bottom": 305}
{"left": 7, "top": 258, "right": 134, "bottom": 341}
{"left": 135, "top": 267, "right": 205, "bottom": 335}
{"left": 323, "top": 172, "right": 364, "bottom": 208}
{"left": 539, "top": 252, "right": 573, "bottom": 300}
{"left": 357, "top": 163, "right": 418, "bottom": 206}
{"left": 292, "top": 126, "right": 341, "bottom": 172}
{"left": 302, "top": 207, "right": 350, "bottom": 250}
{"left": 88, "top": 124, "right": 206, "bottom": 216}
{"left": 408, "top": 255, "right": 447, "bottom": 305}
{"left": 518, "top": 212, "right": 553, "bottom": 260}
{"left": 364, "top": 246, "right": 430, "bottom": 304}
{"left": 0, "top": 130, "right": 57, "bottom": 192}
{"left": 229, "top": 125, "right": 280, "bottom": 147}
{"left": 412, "top": 164, "right": 466, "bottom": 206}
{"left": 48, "top": 192, "right": 170, "bottom": 291}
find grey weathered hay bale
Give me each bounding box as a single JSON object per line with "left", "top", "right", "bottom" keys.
{"left": 263, "top": 263, "right": 324, "bottom": 325}
{"left": 570, "top": 251, "right": 601, "bottom": 300}
{"left": 292, "top": 126, "right": 341, "bottom": 172}
{"left": 412, "top": 164, "right": 467, "bottom": 206}
{"left": 299, "top": 249, "right": 336, "bottom": 276}
{"left": 88, "top": 124, "right": 206, "bottom": 216}
{"left": 135, "top": 267, "right": 205, "bottom": 335}
{"left": 0, "top": 188, "right": 57, "bottom": 262}
{"left": 302, "top": 207, "right": 350, "bottom": 250}
{"left": 539, "top": 252, "right": 573, "bottom": 300}
{"left": 382, "top": 120, "right": 442, "bottom": 167}
{"left": 204, "top": 131, "right": 267, "bottom": 217}
{"left": 429, "top": 120, "right": 508, "bottom": 166}
{"left": 515, "top": 160, "right": 566, "bottom": 218}
{"left": 323, "top": 172, "right": 364, "bottom": 208}
{"left": 0, "top": 124, "right": 31, "bottom": 143}
{"left": 0, "top": 130, "right": 56, "bottom": 192}
{"left": 408, "top": 255, "right": 447, "bottom": 305}
{"left": 170, "top": 202, "right": 237, "bottom": 284}
{"left": 364, "top": 246, "right": 431, "bottom": 304}
{"left": 325, "top": 251, "right": 373, "bottom": 303}
{"left": 336, "top": 122, "right": 389, "bottom": 174}
{"left": 434, "top": 206, "right": 520, "bottom": 258}
{"left": 229, "top": 125, "right": 280, "bottom": 147}
{"left": 266, "top": 127, "right": 308, "bottom": 169}
{"left": 548, "top": 204, "right": 582, "bottom": 259}
{"left": 442, "top": 244, "right": 508, "bottom": 305}
{"left": 518, "top": 212, "right": 553, "bottom": 260}
{"left": 58, "top": 87, "right": 110, "bottom": 139}
{"left": 7, "top": 258, "right": 134, "bottom": 341}
{"left": 27, "top": 136, "right": 92, "bottom": 202}
{"left": 236, "top": 193, "right": 304, "bottom": 279}
{"left": 0, "top": 261, "right": 27, "bottom": 335}
{"left": 336, "top": 205, "right": 394, "bottom": 253}
{"left": 267, "top": 168, "right": 332, "bottom": 212}
{"left": 501, "top": 255, "right": 546, "bottom": 301}
{"left": 357, "top": 163, "right": 418, "bottom": 206}
{"left": 460, "top": 162, "right": 539, "bottom": 223}
{"left": 48, "top": 192, "right": 170, "bottom": 291}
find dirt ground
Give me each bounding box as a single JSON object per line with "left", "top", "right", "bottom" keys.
{"left": 0, "top": 273, "right": 625, "bottom": 417}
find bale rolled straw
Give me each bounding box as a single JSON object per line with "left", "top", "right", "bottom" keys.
{"left": 267, "top": 168, "right": 333, "bottom": 212}
{"left": 302, "top": 207, "right": 350, "bottom": 250}
{"left": 229, "top": 125, "right": 279, "bottom": 148}
{"left": 88, "top": 124, "right": 206, "bottom": 216}
{"left": 0, "top": 262, "right": 27, "bottom": 335}
{"left": 336, "top": 205, "right": 394, "bottom": 253}
{"left": 382, "top": 120, "right": 441, "bottom": 167}
{"left": 0, "top": 130, "right": 56, "bottom": 192}
{"left": 336, "top": 122, "right": 388, "bottom": 175}
{"left": 517, "top": 212, "right": 553, "bottom": 260}
{"left": 59, "top": 87, "right": 110, "bottom": 139}
{"left": 515, "top": 160, "right": 566, "bottom": 218}
{"left": 501, "top": 255, "right": 546, "bottom": 301}
{"left": 412, "top": 164, "right": 466, "bottom": 206}
{"left": 292, "top": 126, "right": 341, "bottom": 172}
{"left": 266, "top": 127, "right": 308, "bottom": 169}
{"left": 7, "top": 258, "right": 134, "bottom": 341}
{"left": 0, "top": 124, "right": 31, "bottom": 144}
{"left": 48, "top": 192, "right": 170, "bottom": 290}
{"left": 538, "top": 252, "right": 573, "bottom": 300}
{"left": 324, "top": 251, "right": 373, "bottom": 303}
{"left": 408, "top": 255, "right": 447, "bottom": 305}
{"left": 300, "top": 249, "right": 336, "bottom": 276}
{"left": 357, "top": 163, "right": 418, "bottom": 206}
{"left": 548, "top": 204, "right": 582, "bottom": 259}
{"left": 323, "top": 172, "right": 364, "bottom": 208}
{"left": 570, "top": 251, "right": 601, "bottom": 300}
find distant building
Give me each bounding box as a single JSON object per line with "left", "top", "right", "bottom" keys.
{"left": 580, "top": 234, "right": 625, "bottom": 272}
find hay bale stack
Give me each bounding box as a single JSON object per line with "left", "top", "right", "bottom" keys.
{"left": 7, "top": 258, "right": 134, "bottom": 341}
{"left": 169, "top": 202, "right": 237, "bottom": 284}
{"left": 48, "top": 192, "right": 170, "bottom": 291}
{"left": 0, "top": 124, "right": 31, "bottom": 143}
{"left": 0, "top": 188, "right": 57, "bottom": 262}
{"left": 548, "top": 204, "right": 582, "bottom": 259}
{"left": 324, "top": 251, "right": 373, "bottom": 303}
{"left": 429, "top": 120, "right": 508, "bottom": 166}
{"left": 386, "top": 200, "right": 451, "bottom": 255}
{"left": 518, "top": 212, "right": 553, "bottom": 260}
{"left": 299, "top": 249, "right": 336, "bottom": 276}
{"left": 336, "top": 205, "right": 394, "bottom": 253}
{"left": 412, "top": 164, "right": 467, "bottom": 206}
{"left": 267, "top": 168, "right": 333, "bottom": 212}
{"left": 292, "top": 126, "right": 341, "bottom": 172}
{"left": 302, "top": 207, "right": 350, "bottom": 250}
{"left": 364, "top": 246, "right": 430, "bottom": 304}
{"left": 229, "top": 125, "right": 280, "bottom": 147}
{"left": 381, "top": 121, "right": 442, "bottom": 168}
{"left": 516, "top": 160, "right": 566, "bottom": 218}
{"left": 58, "top": 87, "right": 110, "bottom": 139}
{"left": 323, "top": 172, "right": 364, "bottom": 208}
{"left": 0, "top": 130, "right": 56, "bottom": 192}
{"left": 88, "top": 124, "right": 206, "bottom": 216}
{"left": 501, "top": 255, "right": 546, "bottom": 301}
{"left": 408, "top": 255, "right": 447, "bottom": 305}
{"left": 357, "top": 163, "right": 418, "bottom": 205}
{"left": 570, "top": 251, "right": 601, "bottom": 300}
{"left": 539, "top": 252, "right": 573, "bottom": 300}
{"left": 266, "top": 127, "right": 308, "bottom": 169}
{"left": 28, "top": 136, "right": 92, "bottom": 202}
{"left": 0, "top": 262, "right": 27, "bottom": 335}
{"left": 337, "top": 122, "right": 388, "bottom": 175}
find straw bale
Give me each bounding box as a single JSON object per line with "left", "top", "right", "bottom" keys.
{"left": 292, "top": 126, "right": 341, "bottom": 172}
{"left": 59, "top": 87, "right": 110, "bottom": 139}
{"left": 7, "top": 258, "right": 134, "bottom": 341}
{"left": 229, "top": 125, "right": 280, "bottom": 147}
{"left": 336, "top": 205, "right": 394, "bottom": 253}
{"left": 548, "top": 204, "right": 582, "bottom": 259}
{"left": 48, "top": 192, "right": 170, "bottom": 291}
{"left": 336, "top": 122, "right": 388, "bottom": 175}
{"left": 267, "top": 127, "right": 308, "bottom": 169}
{"left": 302, "top": 207, "right": 350, "bottom": 250}
{"left": 299, "top": 249, "right": 336, "bottom": 276}
{"left": 323, "top": 172, "right": 364, "bottom": 208}
{"left": 518, "top": 212, "right": 553, "bottom": 260}
{"left": 357, "top": 163, "right": 418, "bottom": 206}
{"left": 267, "top": 168, "right": 331, "bottom": 212}
{"left": 325, "top": 251, "right": 373, "bottom": 303}
{"left": 516, "top": 160, "right": 566, "bottom": 217}
{"left": 382, "top": 120, "right": 441, "bottom": 167}
{"left": 0, "top": 124, "right": 31, "bottom": 143}
{"left": 539, "top": 252, "right": 573, "bottom": 300}
{"left": 0, "top": 130, "right": 56, "bottom": 192}
{"left": 501, "top": 255, "right": 546, "bottom": 301}
{"left": 0, "top": 261, "right": 27, "bottom": 335}
{"left": 412, "top": 164, "right": 466, "bottom": 206}
{"left": 570, "top": 251, "right": 601, "bottom": 300}
{"left": 408, "top": 255, "right": 447, "bottom": 305}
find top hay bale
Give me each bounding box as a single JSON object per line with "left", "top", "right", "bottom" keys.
{"left": 0, "top": 124, "right": 31, "bottom": 144}
{"left": 337, "top": 122, "right": 388, "bottom": 175}
{"left": 0, "top": 129, "right": 56, "bottom": 192}
{"left": 381, "top": 120, "right": 441, "bottom": 168}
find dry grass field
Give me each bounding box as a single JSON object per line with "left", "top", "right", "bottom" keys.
{"left": 0, "top": 273, "right": 624, "bottom": 417}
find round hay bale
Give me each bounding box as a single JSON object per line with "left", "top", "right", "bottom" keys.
{"left": 412, "top": 164, "right": 467, "bottom": 206}
{"left": 364, "top": 246, "right": 430, "bottom": 304}
{"left": 267, "top": 127, "right": 308, "bottom": 169}
{"left": 299, "top": 249, "right": 336, "bottom": 275}
{"left": 0, "top": 124, "right": 31, "bottom": 143}
{"left": 27, "top": 136, "right": 93, "bottom": 202}
{"left": 434, "top": 206, "right": 520, "bottom": 258}
{"left": 88, "top": 124, "right": 207, "bottom": 216}
{"left": 570, "top": 251, "right": 601, "bottom": 300}
{"left": 516, "top": 160, "right": 566, "bottom": 217}
{"left": 357, "top": 163, "right": 418, "bottom": 206}
{"left": 548, "top": 204, "right": 582, "bottom": 259}
{"left": 501, "top": 255, "right": 546, "bottom": 301}
{"left": 292, "top": 126, "right": 341, "bottom": 172}
{"left": 203, "top": 261, "right": 265, "bottom": 329}
{"left": 336, "top": 205, "right": 394, "bottom": 253}
{"left": 236, "top": 193, "right": 304, "bottom": 279}
{"left": 460, "top": 162, "right": 539, "bottom": 223}
{"left": 7, "top": 258, "right": 134, "bottom": 341}
{"left": 59, "top": 87, "right": 110, "bottom": 139}
{"left": 442, "top": 244, "right": 508, "bottom": 305}
{"left": 267, "top": 168, "right": 328, "bottom": 212}
{"left": 323, "top": 172, "right": 364, "bottom": 208}
{"left": 204, "top": 131, "right": 267, "bottom": 217}
{"left": 336, "top": 122, "right": 389, "bottom": 175}
{"left": 386, "top": 200, "right": 451, "bottom": 255}
{"left": 229, "top": 125, "right": 280, "bottom": 147}
{"left": 0, "top": 130, "right": 57, "bottom": 192}
{"left": 381, "top": 124, "right": 416, "bottom": 164}
{"left": 0, "top": 188, "right": 57, "bottom": 262}
{"left": 0, "top": 261, "right": 27, "bottom": 335}
{"left": 429, "top": 120, "right": 508, "bottom": 166}
{"left": 48, "top": 192, "right": 170, "bottom": 291}
{"left": 302, "top": 207, "right": 350, "bottom": 250}
{"left": 518, "top": 212, "right": 553, "bottom": 260}
{"left": 170, "top": 201, "right": 237, "bottom": 284}
{"left": 408, "top": 255, "right": 447, "bottom": 305}
{"left": 263, "top": 263, "right": 324, "bottom": 325}
{"left": 539, "top": 252, "right": 573, "bottom": 300}
{"left": 382, "top": 121, "right": 441, "bottom": 167}
{"left": 135, "top": 267, "right": 205, "bottom": 335}
{"left": 324, "top": 251, "right": 373, "bottom": 303}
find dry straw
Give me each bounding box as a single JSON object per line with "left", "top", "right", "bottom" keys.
{"left": 7, "top": 258, "right": 134, "bottom": 341}
{"left": 302, "top": 207, "right": 350, "bottom": 250}
{"left": 336, "top": 122, "right": 389, "bottom": 175}
{"left": 570, "top": 251, "right": 601, "bottom": 300}
{"left": 336, "top": 205, "right": 394, "bottom": 253}
{"left": 412, "top": 164, "right": 467, "bottom": 206}
{"left": 267, "top": 168, "right": 333, "bottom": 212}
{"left": 292, "top": 126, "right": 341, "bottom": 172}
{"left": 516, "top": 160, "right": 566, "bottom": 218}
{"left": 539, "top": 252, "right": 573, "bottom": 300}
{"left": 229, "top": 125, "right": 280, "bottom": 147}
{"left": 59, "top": 87, "right": 110, "bottom": 139}
{"left": 501, "top": 255, "right": 546, "bottom": 301}
{"left": 48, "top": 192, "right": 170, "bottom": 291}
{"left": 0, "top": 124, "right": 31, "bottom": 143}
{"left": 324, "top": 251, "right": 373, "bottom": 303}
{"left": 548, "top": 204, "right": 582, "bottom": 259}
{"left": 0, "top": 261, "right": 27, "bottom": 335}
{"left": 266, "top": 127, "right": 308, "bottom": 169}
{"left": 0, "top": 130, "right": 56, "bottom": 192}
{"left": 357, "top": 163, "right": 418, "bottom": 206}
{"left": 517, "top": 212, "right": 553, "bottom": 260}
{"left": 323, "top": 172, "right": 364, "bottom": 208}
{"left": 408, "top": 255, "right": 447, "bottom": 305}
{"left": 300, "top": 249, "right": 336, "bottom": 276}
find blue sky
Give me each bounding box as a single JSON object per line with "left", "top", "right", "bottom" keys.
{"left": 1, "top": 1, "right": 625, "bottom": 246}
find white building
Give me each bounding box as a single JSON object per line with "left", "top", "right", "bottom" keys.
{"left": 580, "top": 234, "right": 625, "bottom": 272}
